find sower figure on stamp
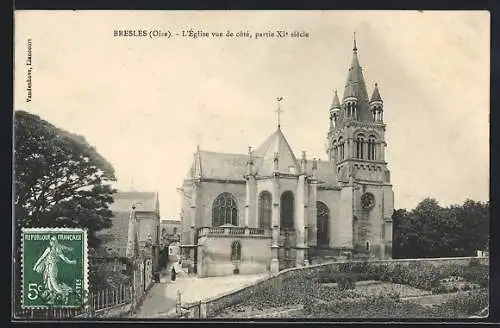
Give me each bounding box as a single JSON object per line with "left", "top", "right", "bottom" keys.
{"left": 33, "top": 236, "right": 77, "bottom": 304}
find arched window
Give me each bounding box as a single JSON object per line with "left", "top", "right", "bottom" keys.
{"left": 316, "top": 201, "right": 330, "bottom": 247}
{"left": 368, "top": 136, "right": 376, "bottom": 160}
{"left": 338, "top": 137, "right": 344, "bottom": 160}
{"left": 356, "top": 134, "right": 365, "bottom": 159}
{"left": 231, "top": 240, "right": 241, "bottom": 261}
{"left": 280, "top": 191, "right": 294, "bottom": 229}
{"left": 212, "top": 192, "right": 238, "bottom": 226}
{"left": 258, "top": 191, "right": 272, "bottom": 229}
{"left": 332, "top": 140, "right": 337, "bottom": 162}
{"left": 366, "top": 241, "right": 371, "bottom": 252}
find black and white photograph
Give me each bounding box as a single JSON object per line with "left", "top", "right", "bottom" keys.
{"left": 13, "top": 10, "right": 490, "bottom": 320}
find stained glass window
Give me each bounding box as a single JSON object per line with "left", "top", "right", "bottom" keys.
{"left": 317, "top": 201, "right": 329, "bottom": 246}
{"left": 258, "top": 191, "right": 272, "bottom": 229}
{"left": 212, "top": 192, "right": 238, "bottom": 226}
{"left": 280, "top": 191, "right": 294, "bottom": 229}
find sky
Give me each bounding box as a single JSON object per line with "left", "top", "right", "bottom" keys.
{"left": 14, "top": 11, "right": 490, "bottom": 220}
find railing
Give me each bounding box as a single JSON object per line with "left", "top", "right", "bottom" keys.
{"left": 229, "top": 227, "right": 246, "bottom": 235}
{"left": 198, "top": 227, "right": 272, "bottom": 237}
{"left": 14, "top": 285, "right": 133, "bottom": 319}
{"left": 16, "top": 307, "right": 88, "bottom": 319}
{"left": 249, "top": 228, "right": 264, "bottom": 235}
{"left": 91, "top": 285, "right": 133, "bottom": 312}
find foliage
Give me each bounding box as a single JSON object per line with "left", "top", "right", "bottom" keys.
{"left": 392, "top": 198, "right": 489, "bottom": 259}
{"left": 14, "top": 110, "right": 117, "bottom": 245}
{"left": 14, "top": 110, "right": 117, "bottom": 309}
{"left": 364, "top": 261, "right": 489, "bottom": 293}
{"left": 434, "top": 289, "right": 488, "bottom": 316}
{"left": 306, "top": 291, "right": 486, "bottom": 319}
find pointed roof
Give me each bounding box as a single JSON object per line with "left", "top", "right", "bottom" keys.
{"left": 253, "top": 127, "right": 299, "bottom": 176}
{"left": 370, "top": 83, "right": 383, "bottom": 103}
{"left": 186, "top": 150, "right": 248, "bottom": 181}
{"left": 330, "top": 90, "right": 341, "bottom": 110}
{"left": 344, "top": 82, "right": 357, "bottom": 100}
{"left": 126, "top": 206, "right": 139, "bottom": 258}
{"left": 342, "top": 36, "right": 371, "bottom": 121}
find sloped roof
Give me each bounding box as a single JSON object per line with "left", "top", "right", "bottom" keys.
{"left": 97, "top": 191, "right": 156, "bottom": 258}
{"left": 312, "top": 159, "right": 338, "bottom": 186}
{"left": 188, "top": 150, "right": 248, "bottom": 181}
{"left": 330, "top": 90, "right": 341, "bottom": 110}
{"left": 253, "top": 128, "right": 299, "bottom": 176}
{"left": 184, "top": 130, "right": 337, "bottom": 184}
{"left": 370, "top": 83, "right": 383, "bottom": 103}
{"left": 110, "top": 191, "right": 159, "bottom": 213}
{"left": 341, "top": 46, "right": 372, "bottom": 122}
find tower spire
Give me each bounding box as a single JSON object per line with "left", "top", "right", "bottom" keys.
{"left": 370, "top": 82, "right": 383, "bottom": 103}
{"left": 353, "top": 32, "right": 357, "bottom": 53}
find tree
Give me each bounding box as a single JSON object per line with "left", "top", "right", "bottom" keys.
{"left": 14, "top": 110, "right": 116, "bottom": 247}
{"left": 450, "top": 199, "right": 489, "bottom": 255}
{"left": 14, "top": 110, "right": 117, "bottom": 303}
{"left": 393, "top": 197, "right": 490, "bottom": 259}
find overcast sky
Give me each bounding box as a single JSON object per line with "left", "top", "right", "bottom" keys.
{"left": 14, "top": 11, "right": 489, "bottom": 220}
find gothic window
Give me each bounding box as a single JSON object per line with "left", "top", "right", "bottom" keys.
{"left": 356, "top": 134, "right": 365, "bottom": 159}
{"left": 332, "top": 140, "right": 337, "bottom": 162}
{"left": 258, "top": 191, "right": 272, "bottom": 229}
{"left": 231, "top": 240, "right": 242, "bottom": 261}
{"left": 338, "top": 137, "right": 344, "bottom": 160}
{"left": 316, "top": 201, "right": 330, "bottom": 247}
{"left": 280, "top": 191, "right": 294, "bottom": 229}
{"left": 212, "top": 192, "right": 238, "bottom": 227}
{"left": 368, "top": 136, "right": 376, "bottom": 160}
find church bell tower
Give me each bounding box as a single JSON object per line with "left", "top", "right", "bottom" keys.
{"left": 326, "top": 35, "right": 389, "bottom": 185}
{"left": 326, "top": 35, "right": 394, "bottom": 259}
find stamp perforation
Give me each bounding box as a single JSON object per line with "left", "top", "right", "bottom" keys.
{"left": 21, "top": 228, "right": 88, "bottom": 310}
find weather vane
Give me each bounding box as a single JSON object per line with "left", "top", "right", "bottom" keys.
{"left": 276, "top": 97, "right": 284, "bottom": 128}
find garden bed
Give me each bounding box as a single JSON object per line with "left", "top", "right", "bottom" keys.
{"left": 209, "top": 258, "right": 489, "bottom": 319}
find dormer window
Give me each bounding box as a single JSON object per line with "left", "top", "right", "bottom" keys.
{"left": 289, "top": 166, "right": 296, "bottom": 174}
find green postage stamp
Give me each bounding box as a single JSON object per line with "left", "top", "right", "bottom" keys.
{"left": 21, "top": 228, "right": 88, "bottom": 309}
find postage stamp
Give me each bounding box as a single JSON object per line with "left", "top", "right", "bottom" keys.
{"left": 21, "top": 228, "right": 88, "bottom": 309}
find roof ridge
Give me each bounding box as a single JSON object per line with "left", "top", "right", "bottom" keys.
{"left": 198, "top": 150, "right": 247, "bottom": 157}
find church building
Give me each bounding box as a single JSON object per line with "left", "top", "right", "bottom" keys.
{"left": 179, "top": 38, "right": 394, "bottom": 277}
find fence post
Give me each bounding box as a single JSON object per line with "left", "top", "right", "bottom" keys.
{"left": 176, "top": 290, "right": 182, "bottom": 315}
{"left": 200, "top": 301, "right": 207, "bottom": 319}
{"left": 89, "top": 291, "right": 95, "bottom": 318}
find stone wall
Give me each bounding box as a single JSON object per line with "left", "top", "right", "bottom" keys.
{"left": 197, "top": 235, "right": 272, "bottom": 277}
{"left": 179, "top": 256, "right": 488, "bottom": 318}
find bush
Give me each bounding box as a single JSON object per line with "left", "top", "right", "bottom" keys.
{"left": 337, "top": 273, "right": 356, "bottom": 290}
{"left": 307, "top": 295, "right": 432, "bottom": 318}
{"left": 462, "top": 265, "right": 489, "bottom": 288}
{"left": 306, "top": 290, "right": 488, "bottom": 319}
{"left": 366, "top": 261, "right": 487, "bottom": 293}
{"left": 432, "top": 290, "right": 488, "bottom": 317}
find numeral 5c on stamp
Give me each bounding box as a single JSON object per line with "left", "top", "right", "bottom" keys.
{"left": 22, "top": 228, "right": 88, "bottom": 309}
